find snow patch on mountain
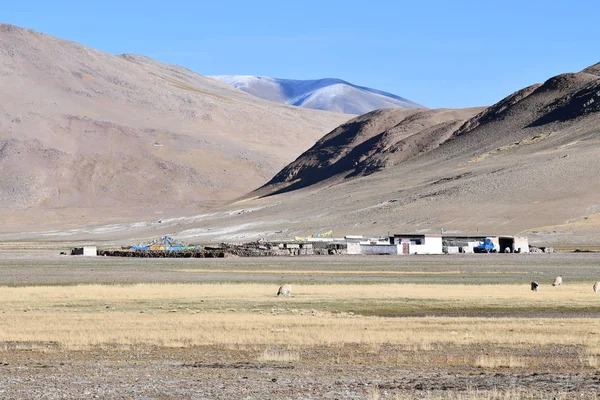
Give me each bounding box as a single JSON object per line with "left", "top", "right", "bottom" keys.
{"left": 209, "top": 76, "right": 425, "bottom": 114}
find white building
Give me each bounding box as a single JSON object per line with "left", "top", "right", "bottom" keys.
{"left": 390, "top": 234, "right": 444, "bottom": 255}
{"left": 72, "top": 246, "right": 97, "bottom": 256}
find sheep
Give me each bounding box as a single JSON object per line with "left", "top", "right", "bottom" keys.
{"left": 531, "top": 281, "right": 539, "bottom": 291}
{"left": 594, "top": 282, "right": 600, "bottom": 293}
{"left": 277, "top": 284, "right": 292, "bottom": 296}
{"left": 552, "top": 276, "right": 562, "bottom": 286}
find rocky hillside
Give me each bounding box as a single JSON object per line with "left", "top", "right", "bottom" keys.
{"left": 255, "top": 63, "right": 600, "bottom": 197}
{"left": 253, "top": 107, "right": 484, "bottom": 196}
{"left": 0, "top": 24, "right": 349, "bottom": 225}
{"left": 209, "top": 76, "right": 424, "bottom": 114}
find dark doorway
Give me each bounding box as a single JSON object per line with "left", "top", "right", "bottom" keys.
{"left": 499, "top": 237, "right": 514, "bottom": 253}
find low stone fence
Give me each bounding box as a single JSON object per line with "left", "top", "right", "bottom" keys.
{"left": 97, "top": 249, "right": 225, "bottom": 258}
{"left": 94, "top": 241, "right": 347, "bottom": 258}
{"left": 218, "top": 241, "right": 347, "bottom": 257}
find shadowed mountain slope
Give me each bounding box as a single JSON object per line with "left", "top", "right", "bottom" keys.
{"left": 252, "top": 107, "right": 484, "bottom": 197}
{"left": 254, "top": 64, "right": 600, "bottom": 197}
{"left": 0, "top": 24, "right": 349, "bottom": 226}
{"left": 209, "top": 75, "right": 424, "bottom": 114}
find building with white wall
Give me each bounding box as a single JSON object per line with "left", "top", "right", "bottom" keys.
{"left": 390, "top": 234, "right": 443, "bottom": 255}
{"left": 71, "top": 246, "right": 97, "bottom": 256}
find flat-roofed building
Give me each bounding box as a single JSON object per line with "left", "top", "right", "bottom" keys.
{"left": 390, "top": 234, "right": 443, "bottom": 255}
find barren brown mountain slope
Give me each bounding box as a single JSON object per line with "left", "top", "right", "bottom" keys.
{"left": 255, "top": 65, "right": 600, "bottom": 197}
{"left": 252, "top": 107, "right": 484, "bottom": 197}
{"left": 0, "top": 24, "right": 349, "bottom": 230}
{"left": 130, "top": 63, "right": 599, "bottom": 247}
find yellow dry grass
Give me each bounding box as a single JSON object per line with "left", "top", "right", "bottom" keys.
{"left": 586, "top": 355, "right": 599, "bottom": 368}
{"left": 4, "top": 311, "right": 600, "bottom": 351}
{"left": 529, "top": 212, "right": 600, "bottom": 233}
{"left": 560, "top": 140, "right": 580, "bottom": 148}
{"left": 475, "top": 355, "right": 526, "bottom": 368}
{"left": 586, "top": 342, "right": 600, "bottom": 355}
{"left": 1, "top": 282, "right": 597, "bottom": 308}
{"left": 257, "top": 348, "right": 300, "bottom": 362}
{"left": 0, "top": 283, "right": 599, "bottom": 352}
{"left": 161, "top": 75, "right": 232, "bottom": 102}
{"left": 391, "top": 388, "right": 593, "bottom": 400}
{"left": 231, "top": 196, "right": 260, "bottom": 204}
{"left": 175, "top": 269, "right": 527, "bottom": 275}
{"left": 469, "top": 133, "right": 550, "bottom": 163}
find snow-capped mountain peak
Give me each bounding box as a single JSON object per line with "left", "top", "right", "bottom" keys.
{"left": 209, "top": 76, "right": 424, "bottom": 114}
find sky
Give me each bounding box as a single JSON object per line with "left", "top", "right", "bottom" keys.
{"left": 3, "top": 0, "right": 599, "bottom": 108}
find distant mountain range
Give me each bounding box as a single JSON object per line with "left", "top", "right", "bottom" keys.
{"left": 209, "top": 76, "right": 424, "bottom": 114}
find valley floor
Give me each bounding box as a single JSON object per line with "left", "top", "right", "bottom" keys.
{"left": 0, "top": 251, "right": 599, "bottom": 399}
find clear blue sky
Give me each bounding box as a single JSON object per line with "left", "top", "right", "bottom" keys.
{"left": 4, "top": 0, "right": 599, "bottom": 108}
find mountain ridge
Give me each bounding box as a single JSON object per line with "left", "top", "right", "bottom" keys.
{"left": 254, "top": 62, "right": 600, "bottom": 196}
{"left": 209, "top": 75, "right": 424, "bottom": 114}
{"left": 251, "top": 107, "right": 484, "bottom": 198}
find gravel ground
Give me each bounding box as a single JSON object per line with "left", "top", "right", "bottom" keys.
{"left": 1, "top": 345, "right": 599, "bottom": 399}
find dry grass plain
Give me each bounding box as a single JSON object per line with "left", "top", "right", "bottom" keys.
{"left": 1, "top": 250, "right": 600, "bottom": 398}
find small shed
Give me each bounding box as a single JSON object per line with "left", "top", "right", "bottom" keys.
{"left": 71, "top": 246, "right": 97, "bottom": 256}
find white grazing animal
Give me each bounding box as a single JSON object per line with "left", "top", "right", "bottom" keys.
{"left": 552, "top": 276, "right": 562, "bottom": 286}
{"left": 594, "top": 282, "right": 600, "bottom": 293}
{"left": 277, "top": 284, "right": 292, "bottom": 296}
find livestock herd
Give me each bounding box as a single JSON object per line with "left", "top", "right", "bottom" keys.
{"left": 278, "top": 279, "right": 600, "bottom": 297}
{"left": 530, "top": 276, "right": 600, "bottom": 293}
